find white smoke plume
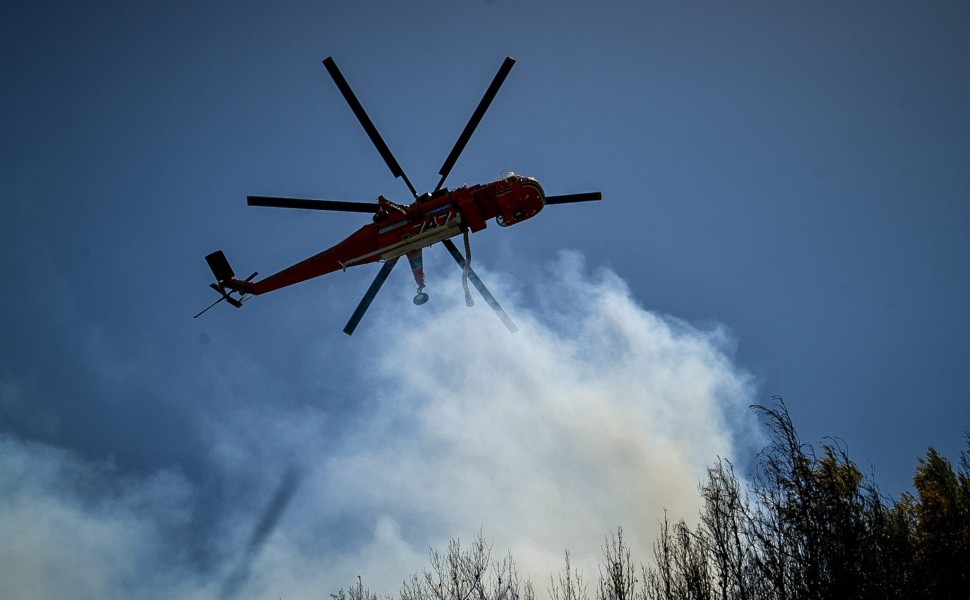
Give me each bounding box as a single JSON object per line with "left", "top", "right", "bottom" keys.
{"left": 0, "top": 252, "right": 756, "bottom": 599}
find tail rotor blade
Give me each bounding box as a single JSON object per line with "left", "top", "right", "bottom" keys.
{"left": 248, "top": 196, "right": 379, "bottom": 213}
{"left": 323, "top": 57, "right": 417, "bottom": 198}
{"left": 435, "top": 57, "right": 516, "bottom": 192}
{"left": 343, "top": 257, "right": 400, "bottom": 336}
{"left": 544, "top": 192, "right": 603, "bottom": 205}
{"left": 441, "top": 239, "right": 518, "bottom": 333}
{"left": 193, "top": 296, "right": 226, "bottom": 319}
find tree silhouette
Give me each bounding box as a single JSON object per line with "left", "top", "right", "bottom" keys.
{"left": 399, "top": 531, "right": 534, "bottom": 600}
{"left": 598, "top": 528, "right": 640, "bottom": 600}
{"left": 909, "top": 446, "right": 970, "bottom": 599}
{"left": 549, "top": 551, "right": 588, "bottom": 600}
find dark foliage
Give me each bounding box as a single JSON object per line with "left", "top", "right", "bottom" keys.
{"left": 640, "top": 399, "right": 970, "bottom": 600}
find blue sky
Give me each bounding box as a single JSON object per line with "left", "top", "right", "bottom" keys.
{"left": 2, "top": 1, "right": 969, "bottom": 597}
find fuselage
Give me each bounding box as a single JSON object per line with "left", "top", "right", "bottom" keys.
{"left": 247, "top": 174, "right": 545, "bottom": 295}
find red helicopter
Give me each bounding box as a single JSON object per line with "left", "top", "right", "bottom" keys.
{"left": 196, "top": 56, "right": 602, "bottom": 335}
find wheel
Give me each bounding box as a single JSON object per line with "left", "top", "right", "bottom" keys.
{"left": 413, "top": 292, "right": 429, "bottom": 306}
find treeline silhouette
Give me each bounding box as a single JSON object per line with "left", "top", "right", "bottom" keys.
{"left": 334, "top": 401, "right": 970, "bottom": 600}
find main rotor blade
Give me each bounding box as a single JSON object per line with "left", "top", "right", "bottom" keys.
{"left": 435, "top": 57, "right": 516, "bottom": 192}
{"left": 323, "top": 57, "right": 417, "bottom": 198}
{"left": 441, "top": 239, "right": 518, "bottom": 333}
{"left": 343, "top": 257, "right": 400, "bottom": 336}
{"left": 248, "top": 196, "right": 379, "bottom": 213}
{"left": 544, "top": 192, "right": 603, "bottom": 205}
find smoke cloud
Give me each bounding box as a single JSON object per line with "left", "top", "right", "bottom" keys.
{"left": 0, "top": 252, "right": 756, "bottom": 599}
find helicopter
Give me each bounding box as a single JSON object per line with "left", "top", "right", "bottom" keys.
{"left": 196, "top": 56, "right": 602, "bottom": 335}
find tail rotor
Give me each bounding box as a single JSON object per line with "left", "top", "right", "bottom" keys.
{"left": 194, "top": 251, "right": 257, "bottom": 318}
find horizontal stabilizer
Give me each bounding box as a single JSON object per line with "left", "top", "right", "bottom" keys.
{"left": 209, "top": 283, "right": 243, "bottom": 307}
